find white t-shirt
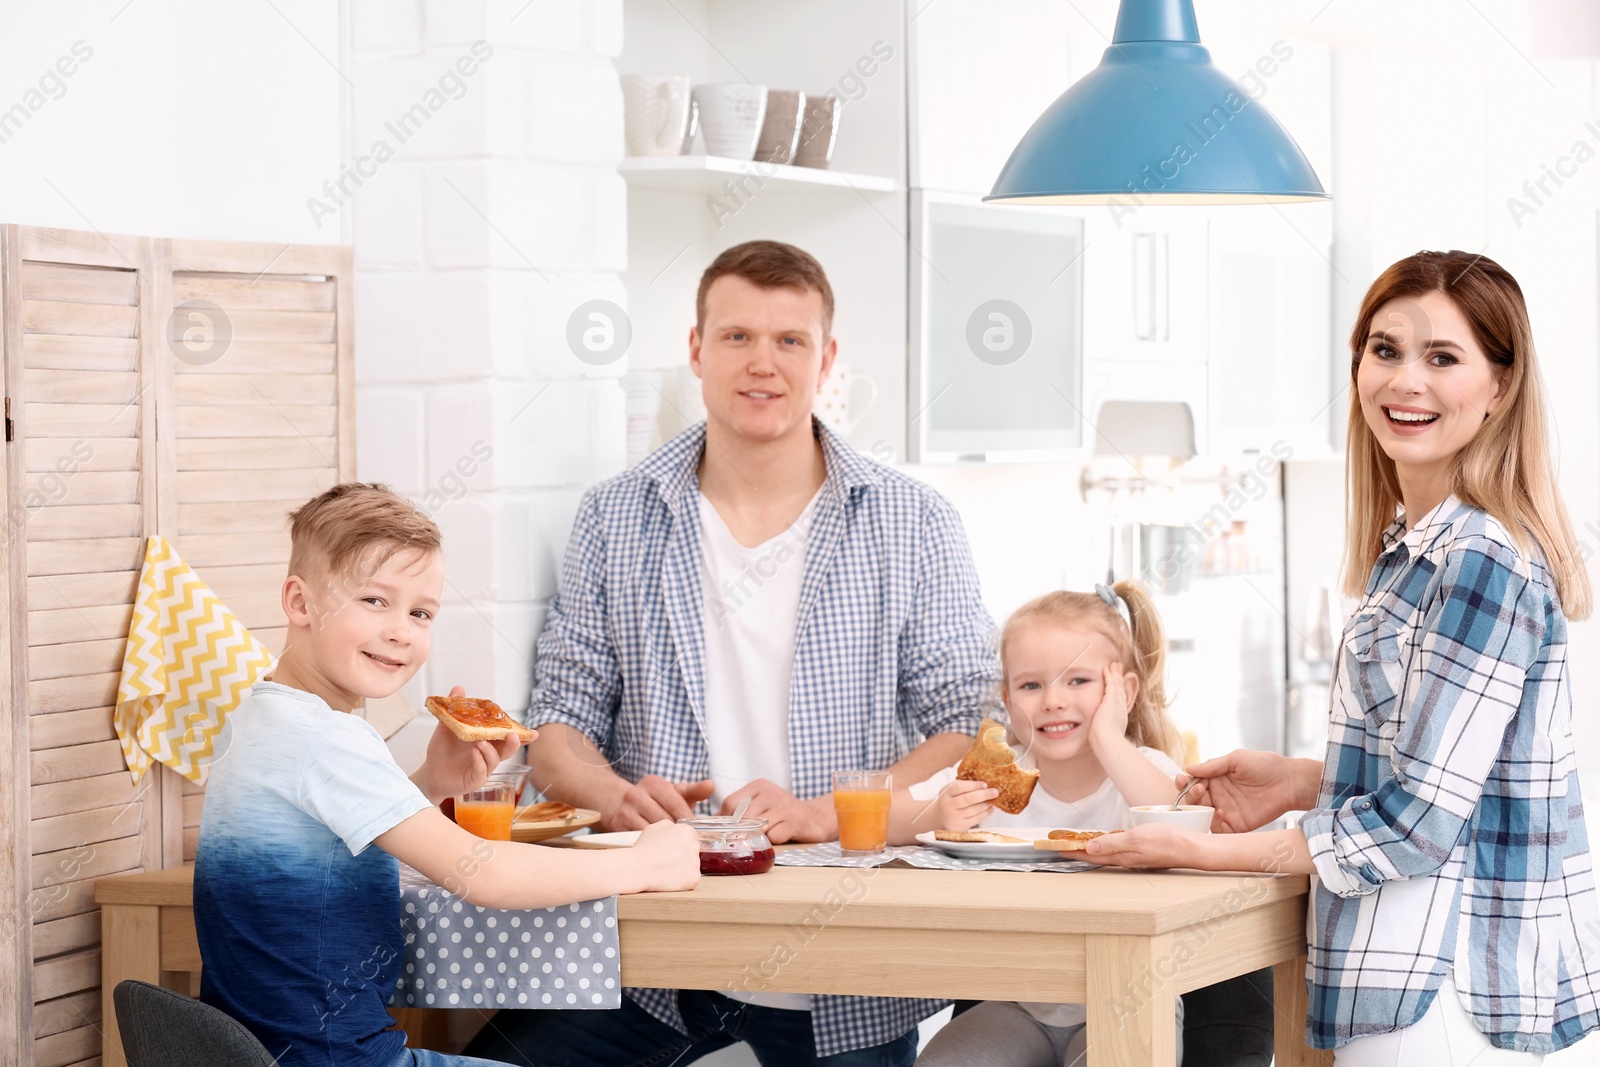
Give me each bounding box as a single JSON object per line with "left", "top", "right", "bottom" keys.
{"left": 699, "top": 488, "right": 820, "bottom": 1011}
{"left": 907, "top": 745, "right": 1182, "bottom": 1028}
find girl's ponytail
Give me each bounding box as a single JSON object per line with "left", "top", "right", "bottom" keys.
{"left": 1113, "top": 580, "right": 1184, "bottom": 764}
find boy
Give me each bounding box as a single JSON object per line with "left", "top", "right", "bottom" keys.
{"left": 194, "top": 483, "right": 699, "bottom": 1067}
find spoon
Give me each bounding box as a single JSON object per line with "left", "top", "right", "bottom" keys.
{"left": 1168, "top": 778, "right": 1199, "bottom": 811}
{"left": 730, "top": 796, "right": 753, "bottom": 822}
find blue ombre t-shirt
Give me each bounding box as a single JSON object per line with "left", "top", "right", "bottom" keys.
{"left": 195, "top": 681, "right": 432, "bottom": 1067}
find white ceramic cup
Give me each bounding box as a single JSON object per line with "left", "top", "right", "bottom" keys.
{"left": 1129, "top": 805, "right": 1215, "bottom": 832}
{"left": 692, "top": 83, "right": 767, "bottom": 160}
{"left": 814, "top": 361, "right": 878, "bottom": 435}
{"left": 621, "top": 74, "right": 692, "bottom": 157}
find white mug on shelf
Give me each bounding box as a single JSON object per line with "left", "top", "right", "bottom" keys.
{"left": 621, "top": 74, "right": 693, "bottom": 157}
{"left": 692, "top": 83, "right": 767, "bottom": 160}
{"left": 814, "top": 362, "right": 878, "bottom": 436}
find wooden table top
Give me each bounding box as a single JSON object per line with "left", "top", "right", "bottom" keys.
{"left": 96, "top": 861, "right": 1308, "bottom": 937}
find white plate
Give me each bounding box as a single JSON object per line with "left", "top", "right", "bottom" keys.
{"left": 570, "top": 830, "right": 641, "bottom": 848}
{"left": 915, "top": 827, "right": 1082, "bottom": 861}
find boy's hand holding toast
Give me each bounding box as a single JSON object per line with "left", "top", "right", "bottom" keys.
{"left": 411, "top": 685, "right": 528, "bottom": 805}
{"left": 630, "top": 821, "right": 703, "bottom": 892}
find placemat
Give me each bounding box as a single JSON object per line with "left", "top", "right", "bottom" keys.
{"left": 391, "top": 864, "right": 621, "bottom": 1009}
{"left": 775, "top": 841, "right": 1094, "bottom": 874}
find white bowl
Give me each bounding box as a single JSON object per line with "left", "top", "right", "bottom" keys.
{"left": 1130, "top": 805, "right": 1214, "bottom": 832}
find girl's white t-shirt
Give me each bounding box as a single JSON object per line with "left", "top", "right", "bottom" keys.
{"left": 907, "top": 745, "right": 1182, "bottom": 1028}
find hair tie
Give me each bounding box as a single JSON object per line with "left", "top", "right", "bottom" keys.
{"left": 1095, "top": 583, "right": 1133, "bottom": 629}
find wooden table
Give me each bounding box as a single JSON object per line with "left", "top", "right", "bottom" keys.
{"left": 97, "top": 862, "right": 1332, "bottom": 1067}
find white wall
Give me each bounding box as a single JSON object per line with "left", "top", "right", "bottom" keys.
{"left": 347, "top": 1, "right": 629, "bottom": 716}
{"left": 0, "top": 0, "right": 341, "bottom": 243}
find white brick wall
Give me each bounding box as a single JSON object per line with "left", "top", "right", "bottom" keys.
{"left": 350, "top": 0, "right": 627, "bottom": 717}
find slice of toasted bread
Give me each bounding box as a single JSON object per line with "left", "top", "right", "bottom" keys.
{"left": 1034, "top": 829, "right": 1119, "bottom": 851}
{"left": 955, "top": 718, "right": 1040, "bottom": 814}
{"left": 517, "top": 800, "right": 577, "bottom": 822}
{"left": 425, "top": 695, "right": 536, "bottom": 745}
{"left": 933, "top": 830, "right": 1029, "bottom": 844}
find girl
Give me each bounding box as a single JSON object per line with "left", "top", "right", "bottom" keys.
{"left": 889, "top": 581, "right": 1186, "bottom": 1066}
{"left": 1088, "top": 251, "right": 1600, "bottom": 1065}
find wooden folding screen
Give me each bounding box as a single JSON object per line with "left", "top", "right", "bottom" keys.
{"left": 0, "top": 225, "right": 354, "bottom": 1065}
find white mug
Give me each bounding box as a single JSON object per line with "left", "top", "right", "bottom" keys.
{"left": 692, "top": 83, "right": 767, "bottom": 160}
{"left": 814, "top": 362, "right": 878, "bottom": 435}
{"left": 622, "top": 74, "right": 692, "bottom": 157}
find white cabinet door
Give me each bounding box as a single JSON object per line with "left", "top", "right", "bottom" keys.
{"left": 1080, "top": 210, "right": 1210, "bottom": 364}
{"left": 1207, "top": 203, "right": 1335, "bottom": 456}
{"left": 908, "top": 0, "right": 1077, "bottom": 195}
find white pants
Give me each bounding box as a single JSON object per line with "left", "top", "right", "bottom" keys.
{"left": 1333, "top": 977, "right": 1544, "bottom": 1067}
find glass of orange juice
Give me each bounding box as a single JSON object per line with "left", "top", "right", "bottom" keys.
{"left": 455, "top": 782, "right": 514, "bottom": 841}
{"left": 833, "top": 770, "right": 892, "bottom": 854}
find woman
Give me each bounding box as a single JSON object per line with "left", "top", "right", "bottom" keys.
{"left": 1086, "top": 251, "right": 1600, "bottom": 1063}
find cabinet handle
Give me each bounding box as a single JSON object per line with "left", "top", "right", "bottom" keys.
{"left": 1132, "top": 232, "right": 1170, "bottom": 342}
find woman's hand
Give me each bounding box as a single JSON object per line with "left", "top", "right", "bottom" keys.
{"left": 1082, "top": 824, "right": 1208, "bottom": 869}
{"left": 1088, "top": 661, "right": 1133, "bottom": 756}
{"left": 1183, "top": 750, "right": 1319, "bottom": 833}
{"left": 414, "top": 685, "right": 527, "bottom": 805}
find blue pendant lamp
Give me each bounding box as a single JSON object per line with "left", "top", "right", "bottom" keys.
{"left": 985, "top": 0, "right": 1327, "bottom": 205}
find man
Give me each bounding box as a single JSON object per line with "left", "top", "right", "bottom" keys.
{"left": 463, "top": 240, "right": 999, "bottom": 1066}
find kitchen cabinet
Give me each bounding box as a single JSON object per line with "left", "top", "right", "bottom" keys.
{"left": 1079, "top": 210, "right": 1211, "bottom": 365}
{"left": 907, "top": 191, "right": 1086, "bottom": 462}
{"left": 908, "top": 0, "right": 1078, "bottom": 195}
{"left": 1206, "top": 203, "right": 1335, "bottom": 456}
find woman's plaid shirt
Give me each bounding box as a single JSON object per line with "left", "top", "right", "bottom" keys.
{"left": 1300, "top": 497, "right": 1600, "bottom": 1052}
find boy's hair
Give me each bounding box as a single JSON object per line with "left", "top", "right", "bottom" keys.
{"left": 1343, "top": 250, "right": 1591, "bottom": 618}
{"left": 695, "top": 239, "right": 835, "bottom": 338}
{"left": 1000, "top": 582, "right": 1184, "bottom": 764}
{"left": 286, "top": 482, "right": 441, "bottom": 588}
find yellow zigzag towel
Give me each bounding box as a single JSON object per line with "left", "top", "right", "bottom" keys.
{"left": 115, "top": 536, "right": 275, "bottom": 785}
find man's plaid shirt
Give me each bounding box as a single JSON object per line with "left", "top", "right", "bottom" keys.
{"left": 531, "top": 420, "right": 999, "bottom": 1056}
{"left": 1300, "top": 497, "right": 1600, "bottom": 1052}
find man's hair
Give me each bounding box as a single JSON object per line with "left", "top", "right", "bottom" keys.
{"left": 286, "top": 482, "right": 441, "bottom": 587}
{"left": 695, "top": 240, "right": 835, "bottom": 337}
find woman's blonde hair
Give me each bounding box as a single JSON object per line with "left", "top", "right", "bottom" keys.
{"left": 1342, "top": 250, "right": 1590, "bottom": 619}
{"left": 1000, "top": 582, "right": 1184, "bottom": 763}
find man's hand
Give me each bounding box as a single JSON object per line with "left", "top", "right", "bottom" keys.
{"left": 412, "top": 685, "right": 527, "bottom": 805}
{"left": 718, "top": 779, "right": 835, "bottom": 844}
{"left": 606, "top": 775, "right": 714, "bottom": 831}
{"left": 1182, "top": 749, "right": 1317, "bottom": 833}
{"left": 1082, "top": 824, "right": 1208, "bottom": 869}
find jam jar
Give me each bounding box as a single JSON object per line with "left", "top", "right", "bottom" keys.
{"left": 680, "top": 816, "right": 775, "bottom": 876}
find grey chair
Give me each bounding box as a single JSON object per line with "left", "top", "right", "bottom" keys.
{"left": 113, "top": 980, "right": 282, "bottom": 1067}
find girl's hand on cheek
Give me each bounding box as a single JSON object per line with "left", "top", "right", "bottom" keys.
{"left": 1088, "top": 662, "right": 1131, "bottom": 753}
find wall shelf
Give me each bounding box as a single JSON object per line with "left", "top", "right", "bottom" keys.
{"left": 620, "top": 155, "right": 901, "bottom": 196}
